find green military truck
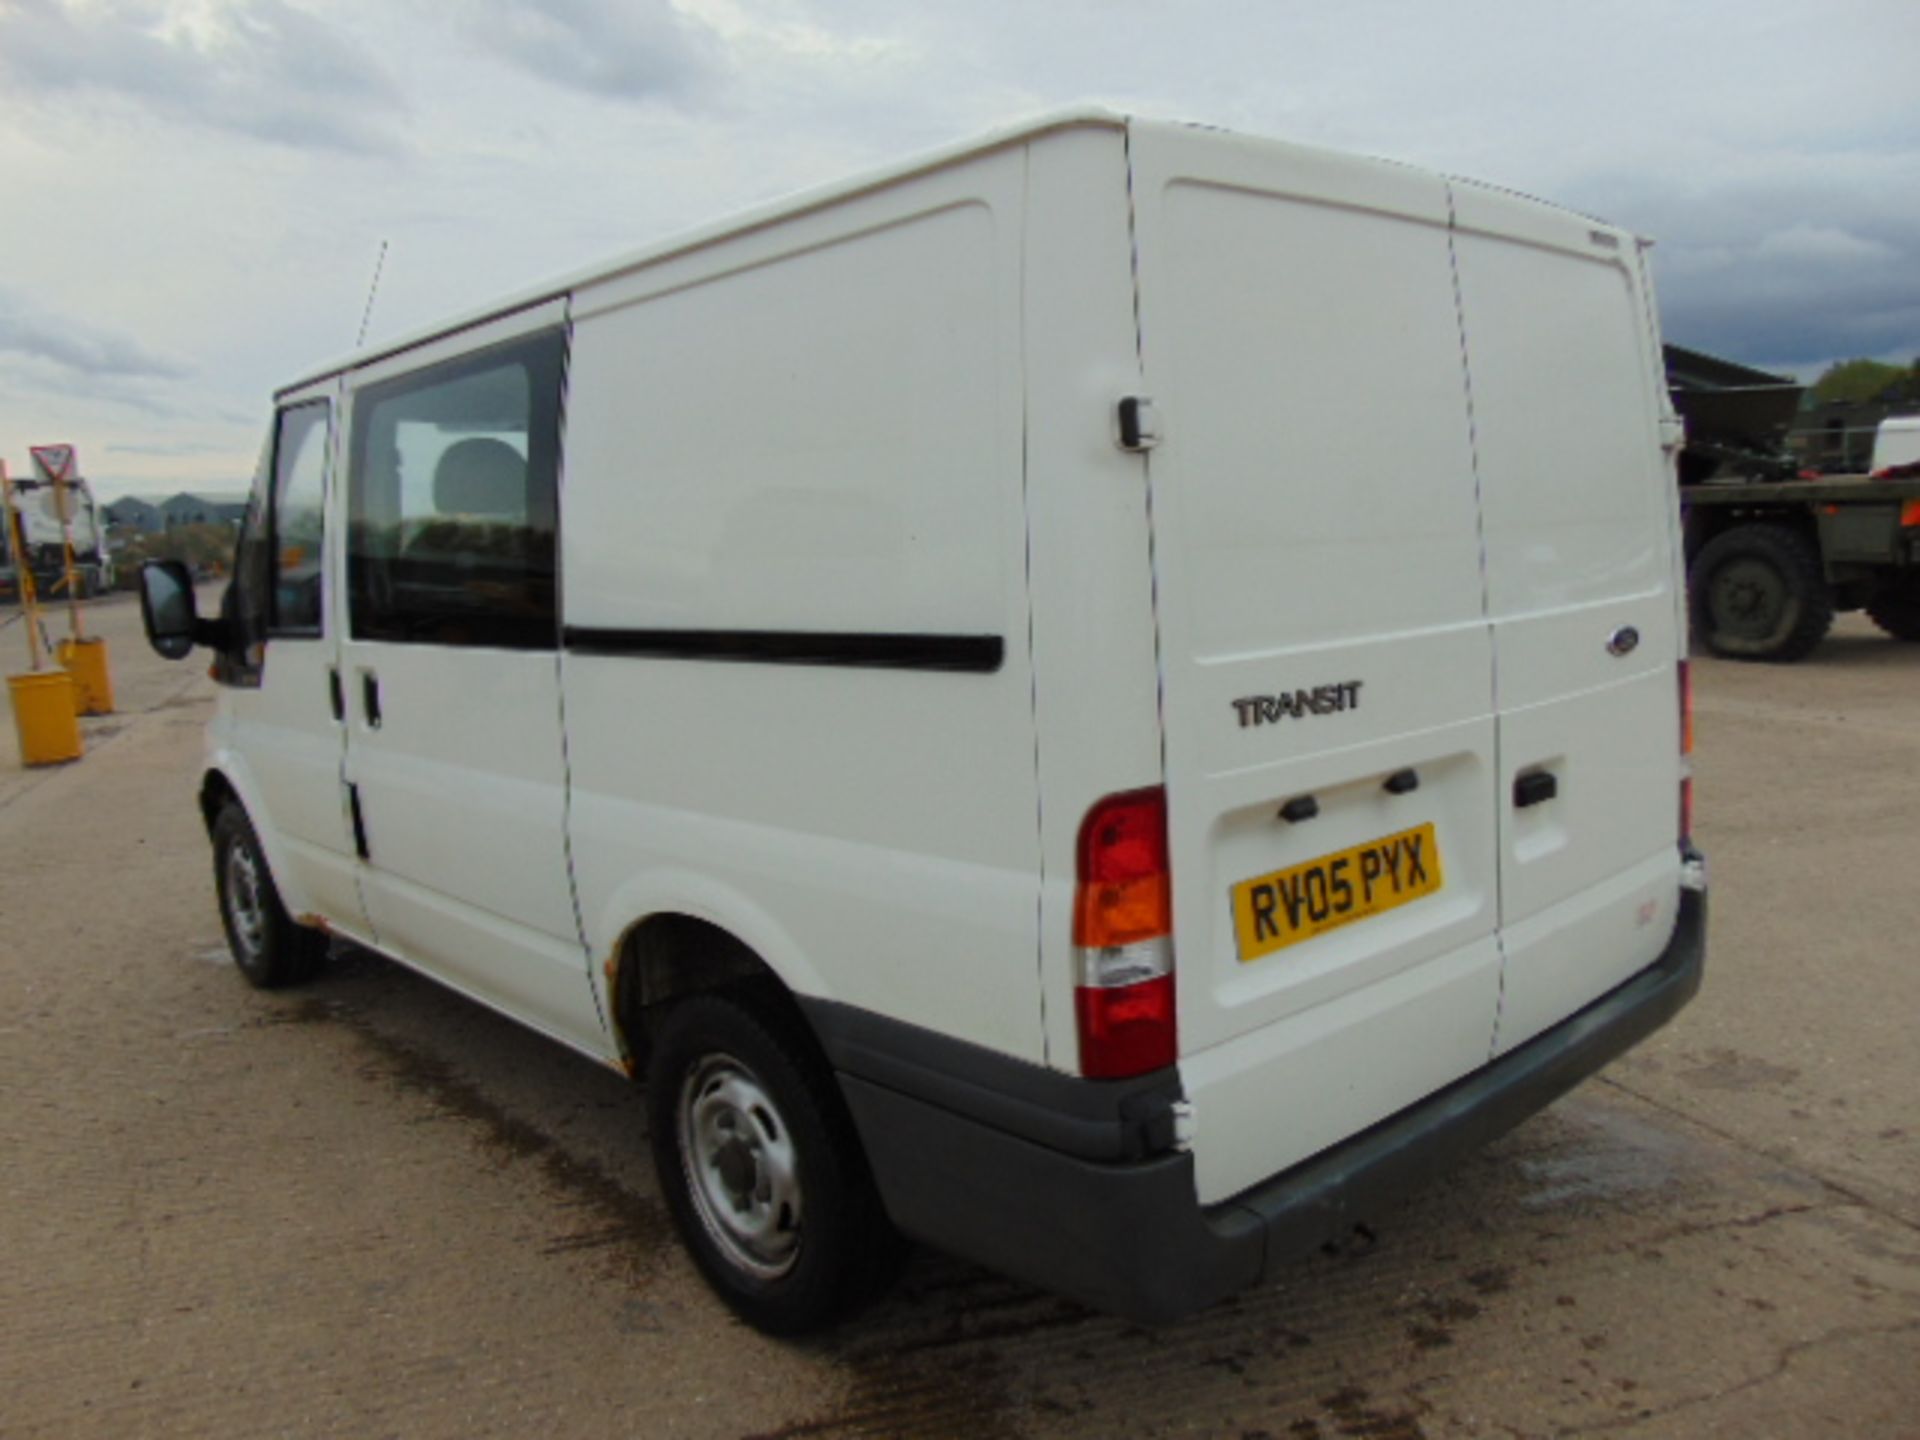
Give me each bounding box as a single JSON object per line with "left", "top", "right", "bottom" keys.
{"left": 1667, "top": 346, "right": 1920, "bottom": 662}
{"left": 1683, "top": 474, "right": 1920, "bottom": 660}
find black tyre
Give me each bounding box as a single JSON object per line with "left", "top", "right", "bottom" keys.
{"left": 646, "top": 990, "right": 904, "bottom": 1335}
{"left": 1865, "top": 582, "right": 1920, "bottom": 642}
{"left": 1690, "top": 524, "right": 1833, "bottom": 662}
{"left": 211, "top": 803, "right": 327, "bottom": 989}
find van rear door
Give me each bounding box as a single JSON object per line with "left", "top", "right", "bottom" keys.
{"left": 1125, "top": 125, "right": 1503, "bottom": 1205}
{"left": 1448, "top": 184, "right": 1686, "bottom": 1055}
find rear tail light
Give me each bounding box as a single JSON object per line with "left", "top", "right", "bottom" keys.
{"left": 1678, "top": 659, "right": 1694, "bottom": 844}
{"left": 1074, "top": 787, "right": 1177, "bottom": 1079}
{"left": 1900, "top": 499, "right": 1920, "bottom": 528}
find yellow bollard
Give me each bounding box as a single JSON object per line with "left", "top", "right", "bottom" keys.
{"left": 8, "top": 670, "right": 84, "bottom": 766}
{"left": 57, "top": 635, "right": 115, "bottom": 715}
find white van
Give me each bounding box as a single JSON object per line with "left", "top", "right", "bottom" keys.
{"left": 141, "top": 110, "right": 1706, "bottom": 1334}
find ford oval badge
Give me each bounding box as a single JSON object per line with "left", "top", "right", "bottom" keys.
{"left": 1607, "top": 626, "right": 1641, "bottom": 657}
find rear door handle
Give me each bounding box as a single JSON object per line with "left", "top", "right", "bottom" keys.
{"left": 361, "top": 671, "right": 382, "bottom": 729}
{"left": 327, "top": 667, "right": 344, "bottom": 722}
{"left": 1514, "top": 772, "right": 1558, "bottom": 808}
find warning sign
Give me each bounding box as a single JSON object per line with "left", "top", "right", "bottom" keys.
{"left": 29, "top": 445, "right": 77, "bottom": 483}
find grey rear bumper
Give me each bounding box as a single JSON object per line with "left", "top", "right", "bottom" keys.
{"left": 811, "top": 884, "right": 1706, "bottom": 1324}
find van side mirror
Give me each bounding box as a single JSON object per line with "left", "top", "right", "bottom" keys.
{"left": 140, "top": 560, "right": 200, "bottom": 659}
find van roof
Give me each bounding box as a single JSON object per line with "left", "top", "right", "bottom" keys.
{"left": 277, "top": 107, "right": 1130, "bottom": 397}
{"left": 277, "top": 107, "right": 1635, "bottom": 399}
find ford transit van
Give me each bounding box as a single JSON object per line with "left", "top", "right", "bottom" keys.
{"left": 141, "top": 110, "right": 1706, "bottom": 1335}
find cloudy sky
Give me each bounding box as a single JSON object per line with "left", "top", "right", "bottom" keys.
{"left": 2, "top": 0, "right": 1916, "bottom": 498}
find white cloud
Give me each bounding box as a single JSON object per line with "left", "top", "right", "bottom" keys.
{"left": 0, "top": 287, "right": 190, "bottom": 380}
{"left": 1569, "top": 143, "right": 1920, "bottom": 369}
{"left": 425, "top": 0, "right": 721, "bottom": 101}
{"left": 106, "top": 439, "right": 226, "bottom": 456}
{"left": 0, "top": 0, "right": 408, "bottom": 152}
{"left": 675, "top": 0, "right": 915, "bottom": 64}
{"left": 1754, "top": 224, "right": 1899, "bottom": 266}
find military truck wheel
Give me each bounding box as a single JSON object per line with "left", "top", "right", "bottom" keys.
{"left": 1865, "top": 583, "right": 1920, "bottom": 642}
{"left": 1690, "top": 524, "right": 1833, "bottom": 662}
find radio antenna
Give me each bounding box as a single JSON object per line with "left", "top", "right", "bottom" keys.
{"left": 356, "top": 238, "right": 389, "bottom": 348}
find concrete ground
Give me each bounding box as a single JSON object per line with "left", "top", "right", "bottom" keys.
{"left": 2, "top": 594, "right": 1916, "bottom": 1439}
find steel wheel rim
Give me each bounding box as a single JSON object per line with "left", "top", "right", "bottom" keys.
{"left": 1710, "top": 558, "right": 1790, "bottom": 642}
{"left": 677, "top": 1053, "right": 803, "bottom": 1280}
{"left": 224, "top": 844, "right": 268, "bottom": 964}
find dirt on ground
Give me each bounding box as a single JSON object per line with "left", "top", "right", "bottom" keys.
{"left": 2, "top": 595, "right": 1916, "bottom": 1438}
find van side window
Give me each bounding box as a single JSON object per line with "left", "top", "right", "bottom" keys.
{"left": 346, "top": 329, "right": 566, "bottom": 649}
{"left": 270, "top": 401, "right": 330, "bottom": 635}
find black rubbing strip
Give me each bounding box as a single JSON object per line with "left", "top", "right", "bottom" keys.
{"left": 561, "top": 627, "right": 1005, "bottom": 673}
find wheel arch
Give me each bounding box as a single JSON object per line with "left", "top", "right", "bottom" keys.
{"left": 597, "top": 887, "right": 829, "bottom": 1077}
{"left": 199, "top": 768, "right": 240, "bottom": 837}
{"left": 196, "top": 759, "right": 319, "bottom": 922}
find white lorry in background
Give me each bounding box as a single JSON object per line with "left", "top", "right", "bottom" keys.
{"left": 4, "top": 475, "right": 111, "bottom": 598}
{"left": 1871, "top": 416, "right": 1920, "bottom": 475}
{"left": 137, "top": 110, "right": 1707, "bottom": 1336}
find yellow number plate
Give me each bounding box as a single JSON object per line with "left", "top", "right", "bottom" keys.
{"left": 1231, "top": 821, "right": 1443, "bottom": 962}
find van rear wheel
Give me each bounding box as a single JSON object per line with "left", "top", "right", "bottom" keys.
{"left": 211, "top": 803, "right": 327, "bottom": 989}
{"left": 646, "top": 990, "right": 903, "bottom": 1335}
{"left": 1690, "top": 523, "right": 1833, "bottom": 662}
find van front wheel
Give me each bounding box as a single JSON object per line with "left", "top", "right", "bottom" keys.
{"left": 211, "top": 804, "right": 327, "bottom": 989}
{"left": 646, "top": 991, "right": 902, "bottom": 1334}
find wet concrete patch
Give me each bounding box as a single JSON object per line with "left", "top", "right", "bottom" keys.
{"left": 1317, "top": 1385, "right": 1431, "bottom": 1438}
{"left": 1401, "top": 1293, "right": 1480, "bottom": 1352}
{"left": 270, "top": 993, "right": 675, "bottom": 1286}
{"left": 1464, "top": 1265, "right": 1513, "bottom": 1296}
{"left": 142, "top": 691, "right": 213, "bottom": 714}
{"left": 1679, "top": 1047, "right": 1801, "bottom": 1094}
{"left": 1512, "top": 1097, "right": 1700, "bottom": 1213}
{"left": 258, "top": 965, "right": 1044, "bottom": 1436}
{"left": 621, "top": 1086, "right": 1764, "bottom": 1437}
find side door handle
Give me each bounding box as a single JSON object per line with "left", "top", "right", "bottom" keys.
{"left": 346, "top": 782, "right": 370, "bottom": 861}
{"left": 361, "top": 670, "right": 382, "bottom": 729}
{"left": 327, "top": 667, "right": 344, "bottom": 722}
